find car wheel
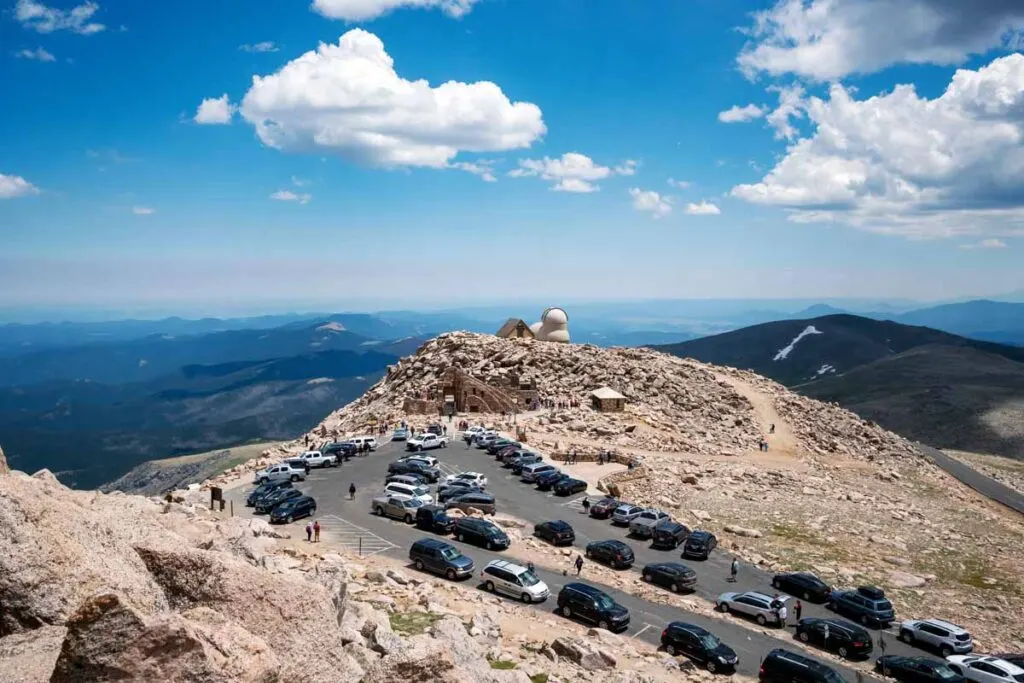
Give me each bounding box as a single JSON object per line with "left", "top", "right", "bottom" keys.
{"left": 717, "top": 603, "right": 729, "bottom": 613}
{"left": 665, "top": 644, "right": 677, "bottom": 656}
{"left": 861, "top": 615, "right": 870, "bottom": 626}
{"left": 375, "top": 507, "right": 384, "bottom": 516}
{"left": 291, "top": 475, "right": 300, "bottom": 482}
{"left": 442, "top": 442, "right": 447, "bottom": 448}
{"left": 799, "top": 631, "right": 810, "bottom": 642}
{"left": 446, "top": 568, "right": 456, "bottom": 580}
{"left": 458, "top": 533, "right": 465, "bottom": 542}
{"left": 671, "top": 583, "right": 681, "bottom": 593}
{"left": 642, "top": 572, "right": 652, "bottom": 582}
{"left": 756, "top": 614, "right": 767, "bottom": 626}
{"left": 404, "top": 514, "right": 413, "bottom": 524}
{"left": 414, "top": 559, "right": 425, "bottom": 571}
{"left": 940, "top": 646, "right": 952, "bottom": 658}
{"left": 259, "top": 478, "right": 267, "bottom": 485}
{"left": 706, "top": 660, "right": 718, "bottom": 673}
{"left": 585, "top": 549, "right": 592, "bottom": 558}
{"left": 486, "top": 541, "right": 493, "bottom": 550}
{"left": 561, "top": 606, "right": 572, "bottom": 618}
{"left": 610, "top": 559, "right": 618, "bottom": 569}
{"left": 838, "top": 646, "right": 850, "bottom": 659}
{"left": 287, "top": 515, "right": 293, "bottom": 524}
{"left": 598, "top": 620, "right": 610, "bottom": 631}
{"left": 485, "top": 581, "right": 495, "bottom": 592}
{"left": 521, "top": 592, "right": 531, "bottom": 604}
{"left": 772, "top": 579, "right": 781, "bottom": 589}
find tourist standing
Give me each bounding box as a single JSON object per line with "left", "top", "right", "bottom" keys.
{"left": 313, "top": 520, "right": 321, "bottom": 543}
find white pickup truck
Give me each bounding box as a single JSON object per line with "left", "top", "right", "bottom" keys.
{"left": 406, "top": 433, "right": 449, "bottom": 452}
{"left": 299, "top": 450, "right": 338, "bottom": 468}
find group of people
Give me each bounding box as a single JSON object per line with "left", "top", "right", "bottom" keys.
{"left": 729, "top": 557, "right": 804, "bottom": 626}
{"left": 540, "top": 397, "right": 579, "bottom": 410}
{"left": 304, "top": 520, "right": 321, "bottom": 542}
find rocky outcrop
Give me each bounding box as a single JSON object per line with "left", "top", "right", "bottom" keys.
{"left": 0, "top": 626, "right": 65, "bottom": 683}
{"left": 0, "top": 445, "right": 8, "bottom": 474}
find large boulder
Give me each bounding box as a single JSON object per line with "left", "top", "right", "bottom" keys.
{"left": 0, "top": 625, "right": 65, "bottom": 683}
{"left": 0, "top": 445, "right": 8, "bottom": 475}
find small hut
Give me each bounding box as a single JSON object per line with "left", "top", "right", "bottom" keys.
{"left": 590, "top": 386, "right": 626, "bottom": 412}
{"left": 496, "top": 318, "right": 535, "bottom": 339}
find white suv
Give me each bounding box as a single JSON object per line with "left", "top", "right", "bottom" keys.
{"left": 254, "top": 462, "right": 306, "bottom": 485}
{"left": 480, "top": 559, "right": 549, "bottom": 604}
{"left": 900, "top": 619, "right": 974, "bottom": 656}
{"left": 946, "top": 656, "right": 1024, "bottom": 683}
{"left": 383, "top": 482, "right": 433, "bottom": 504}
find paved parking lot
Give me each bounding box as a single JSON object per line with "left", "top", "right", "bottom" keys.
{"left": 225, "top": 437, "right": 938, "bottom": 680}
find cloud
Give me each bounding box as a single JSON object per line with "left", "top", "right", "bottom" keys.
{"left": 15, "top": 47, "right": 56, "bottom": 62}
{"left": 685, "top": 200, "right": 721, "bottom": 215}
{"left": 731, "top": 54, "right": 1024, "bottom": 239}
{"left": 0, "top": 173, "right": 40, "bottom": 199}
{"left": 291, "top": 176, "right": 311, "bottom": 187}
{"left": 239, "top": 41, "right": 279, "bottom": 53}
{"left": 15, "top": 0, "right": 105, "bottom": 35}
{"left": 131, "top": 206, "right": 155, "bottom": 215}
{"left": 240, "top": 30, "right": 544, "bottom": 171}
{"left": 449, "top": 160, "right": 497, "bottom": 182}
{"left": 667, "top": 178, "right": 691, "bottom": 189}
{"left": 311, "top": 0, "right": 480, "bottom": 22}
{"left": 509, "top": 152, "right": 635, "bottom": 193}
{"left": 959, "top": 238, "right": 1008, "bottom": 250}
{"left": 765, "top": 84, "right": 806, "bottom": 140}
{"left": 738, "top": 0, "right": 1024, "bottom": 81}
{"left": 629, "top": 188, "right": 672, "bottom": 218}
{"left": 718, "top": 104, "right": 766, "bottom": 123}
{"left": 194, "top": 95, "right": 236, "bottom": 125}
{"left": 270, "top": 190, "right": 312, "bottom": 204}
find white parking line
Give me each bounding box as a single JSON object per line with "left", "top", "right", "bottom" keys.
{"left": 318, "top": 514, "right": 397, "bottom": 557}
{"left": 439, "top": 462, "right": 462, "bottom": 478}
{"left": 632, "top": 623, "right": 656, "bottom": 639}
{"left": 561, "top": 495, "right": 590, "bottom": 510}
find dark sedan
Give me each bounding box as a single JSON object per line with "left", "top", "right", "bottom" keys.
{"left": 487, "top": 439, "right": 519, "bottom": 455}
{"left": 246, "top": 480, "right": 292, "bottom": 507}
{"left": 772, "top": 571, "right": 832, "bottom": 602}
{"left": 875, "top": 656, "right": 965, "bottom": 683}
{"left": 437, "top": 481, "right": 483, "bottom": 503}
{"left": 661, "top": 621, "right": 738, "bottom": 673}
{"left": 534, "top": 520, "right": 575, "bottom": 545}
{"left": 588, "top": 497, "right": 620, "bottom": 519}
{"left": 254, "top": 487, "right": 302, "bottom": 514}
{"left": 681, "top": 530, "right": 717, "bottom": 560}
{"left": 534, "top": 470, "right": 568, "bottom": 491}
{"left": 387, "top": 460, "right": 440, "bottom": 483}
{"left": 585, "top": 540, "right": 635, "bottom": 569}
{"left": 642, "top": 562, "right": 697, "bottom": 593}
{"left": 269, "top": 495, "right": 317, "bottom": 524}
{"left": 553, "top": 477, "right": 587, "bottom": 496}
{"left": 495, "top": 444, "right": 520, "bottom": 461}
{"left": 795, "top": 617, "right": 873, "bottom": 659}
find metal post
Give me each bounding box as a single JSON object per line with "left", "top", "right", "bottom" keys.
{"left": 230, "top": 500, "right": 234, "bottom": 517}
{"left": 359, "top": 537, "right": 362, "bottom": 557}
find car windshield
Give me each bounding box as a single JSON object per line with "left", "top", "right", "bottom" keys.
{"left": 699, "top": 634, "right": 721, "bottom": 650}
{"left": 440, "top": 547, "right": 460, "bottom": 560}
{"left": 404, "top": 499, "right": 424, "bottom": 508}
{"left": 596, "top": 594, "right": 616, "bottom": 611}
{"left": 934, "top": 666, "right": 960, "bottom": 680}
{"left": 520, "top": 570, "right": 540, "bottom": 586}
{"left": 822, "top": 671, "right": 847, "bottom": 683}
{"left": 413, "top": 486, "right": 428, "bottom": 496}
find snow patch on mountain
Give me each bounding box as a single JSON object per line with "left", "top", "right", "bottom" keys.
{"left": 774, "top": 325, "right": 823, "bottom": 361}
{"left": 316, "top": 322, "right": 346, "bottom": 332}
{"left": 816, "top": 363, "right": 836, "bottom": 376}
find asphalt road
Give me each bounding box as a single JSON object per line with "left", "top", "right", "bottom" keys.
{"left": 227, "top": 438, "right": 945, "bottom": 681}
{"left": 916, "top": 443, "right": 1024, "bottom": 516}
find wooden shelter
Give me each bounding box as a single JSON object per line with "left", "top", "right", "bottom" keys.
{"left": 496, "top": 318, "right": 535, "bottom": 339}
{"left": 590, "top": 386, "right": 626, "bottom": 412}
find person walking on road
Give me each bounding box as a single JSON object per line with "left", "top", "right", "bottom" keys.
{"left": 729, "top": 557, "right": 739, "bottom": 583}
{"left": 574, "top": 554, "right": 584, "bottom": 576}
{"left": 313, "top": 520, "right": 321, "bottom": 543}
{"left": 581, "top": 498, "right": 591, "bottom": 515}
{"left": 794, "top": 599, "right": 802, "bottom": 624}
{"left": 349, "top": 482, "right": 356, "bottom": 500}
{"left": 305, "top": 522, "right": 313, "bottom": 542}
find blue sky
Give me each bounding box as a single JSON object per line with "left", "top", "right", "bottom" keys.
{"left": 2, "top": 0, "right": 1024, "bottom": 316}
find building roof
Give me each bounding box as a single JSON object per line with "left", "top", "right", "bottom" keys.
{"left": 495, "top": 318, "right": 534, "bottom": 338}
{"left": 590, "top": 386, "right": 625, "bottom": 400}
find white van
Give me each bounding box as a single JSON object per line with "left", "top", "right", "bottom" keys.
{"left": 480, "top": 559, "right": 549, "bottom": 603}
{"left": 349, "top": 436, "right": 378, "bottom": 451}
{"left": 520, "top": 462, "right": 558, "bottom": 483}
{"left": 383, "top": 482, "right": 433, "bottom": 504}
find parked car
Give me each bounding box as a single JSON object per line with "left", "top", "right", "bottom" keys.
{"left": 283, "top": 457, "right": 311, "bottom": 475}
{"left": 427, "top": 424, "right": 443, "bottom": 436}
{"left": 557, "top": 583, "right": 630, "bottom": 632}
{"left": 348, "top": 436, "right": 378, "bottom": 451}
{"left": 505, "top": 451, "right": 541, "bottom": 470}
{"left": 661, "top": 622, "right": 738, "bottom": 673}
{"left": 372, "top": 495, "right": 424, "bottom": 522}
{"left": 495, "top": 444, "right": 520, "bottom": 461}
{"left": 946, "top": 656, "right": 1024, "bottom": 683}
{"left": 795, "top": 618, "right": 874, "bottom": 659}
{"left": 246, "top": 480, "right": 291, "bottom": 506}
{"left": 409, "top": 538, "right": 474, "bottom": 580}
{"left": 900, "top": 619, "right": 974, "bottom": 656}
{"left": 383, "top": 482, "right": 433, "bottom": 504}
{"left": 269, "top": 495, "right": 317, "bottom": 524}
{"left": 453, "top": 517, "right": 509, "bottom": 550}
{"left": 437, "top": 481, "right": 483, "bottom": 503}
{"left": 990, "top": 655, "right": 1024, "bottom": 669}
{"left": 585, "top": 539, "right": 635, "bottom": 569}
{"left": 641, "top": 562, "right": 697, "bottom": 593}
{"left": 760, "top": 648, "right": 847, "bottom": 683}
{"left": 772, "top": 571, "right": 832, "bottom": 602}
{"left": 553, "top": 477, "right": 588, "bottom": 496}
{"left": 716, "top": 591, "right": 789, "bottom": 627}
{"left": 827, "top": 586, "right": 895, "bottom": 628}
{"left": 533, "top": 520, "right": 575, "bottom": 545}
{"left": 681, "top": 530, "right": 717, "bottom": 560}
{"left": 387, "top": 460, "right": 440, "bottom": 483}
{"left": 254, "top": 487, "right": 302, "bottom": 514}
{"left": 535, "top": 470, "right": 569, "bottom": 491}
{"left": 445, "top": 492, "right": 497, "bottom": 515}
{"left": 588, "top": 497, "right": 620, "bottom": 519}
{"left": 521, "top": 462, "right": 559, "bottom": 483}
{"left": 611, "top": 503, "right": 643, "bottom": 526}
{"left": 386, "top": 473, "right": 429, "bottom": 487}
{"left": 391, "top": 427, "right": 409, "bottom": 441}
{"left": 443, "top": 471, "right": 488, "bottom": 488}
{"left": 470, "top": 429, "right": 497, "bottom": 445}
{"left": 876, "top": 656, "right": 965, "bottom": 683}
{"left": 651, "top": 520, "right": 690, "bottom": 549}
{"left": 480, "top": 559, "right": 549, "bottom": 603}
{"left": 253, "top": 461, "right": 306, "bottom": 485}
{"left": 476, "top": 434, "right": 500, "bottom": 449}
{"left": 322, "top": 441, "right": 357, "bottom": 460}
{"left": 298, "top": 450, "right": 338, "bottom": 468}
{"left": 399, "top": 453, "right": 440, "bottom": 468}
{"left": 415, "top": 504, "right": 455, "bottom": 534}
{"left": 629, "top": 508, "right": 671, "bottom": 538}
{"left": 406, "top": 433, "right": 449, "bottom": 451}
{"left": 486, "top": 439, "right": 519, "bottom": 455}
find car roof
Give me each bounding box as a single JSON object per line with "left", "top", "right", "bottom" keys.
{"left": 545, "top": 520, "right": 571, "bottom": 529}
{"left": 954, "top": 657, "right": 1024, "bottom": 673}
{"left": 413, "top": 537, "right": 452, "bottom": 549}
{"left": 919, "top": 618, "right": 969, "bottom": 634}
{"left": 668, "top": 621, "right": 710, "bottom": 636}
{"left": 688, "top": 530, "right": 712, "bottom": 538}
{"left": 615, "top": 503, "right": 639, "bottom": 511}
{"left": 485, "top": 559, "right": 529, "bottom": 574}
{"left": 650, "top": 562, "right": 691, "bottom": 571}
{"left": 597, "top": 539, "right": 630, "bottom": 548}
{"left": 742, "top": 591, "right": 781, "bottom": 601}
{"left": 563, "top": 582, "right": 609, "bottom": 598}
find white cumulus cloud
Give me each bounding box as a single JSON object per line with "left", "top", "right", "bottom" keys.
{"left": 240, "top": 30, "right": 544, "bottom": 171}
{"left": 194, "top": 95, "right": 236, "bottom": 125}
{"left": 731, "top": 54, "right": 1024, "bottom": 239}
{"left": 629, "top": 188, "right": 672, "bottom": 218}
{"left": 15, "top": 47, "right": 56, "bottom": 62}
{"left": 509, "top": 152, "right": 635, "bottom": 193}
{"left": 718, "top": 104, "right": 766, "bottom": 123}
{"left": 959, "top": 238, "right": 1008, "bottom": 250}
{"left": 449, "top": 160, "right": 497, "bottom": 182}
{"left": 270, "top": 190, "right": 312, "bottom": 204}
{"left": 685, "top": 200, "right": 721, "bottom": 215}
{"left": 311, "top": 0, "right": 479, "bottom": 22}
{"left": 240, "top": 41, "right": 279, "bottom": 53}
{"left": 15, "top": 0, "right": 105, "bottom": 35}
{"left": 765, "top": 84, "right": 806, "bottom": 140}
{"left": 132, "top": 206, "right": 155, "bottom": 215}
{"left": 667, "top": 178, "right": 691, "bottom": 189}
{"left": 738, "top": 0, "right": 1024, "bottom": 81}
{"left": 0, "top": 173, "right": 40, "bottom": 199}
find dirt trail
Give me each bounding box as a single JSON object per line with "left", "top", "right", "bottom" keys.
{"left": 716, "top": 373, "right": 801, "bottom": 458}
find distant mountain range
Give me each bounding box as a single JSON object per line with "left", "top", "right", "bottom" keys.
{"left": 656, "top": 314, "right": 1024, "bottom": 459}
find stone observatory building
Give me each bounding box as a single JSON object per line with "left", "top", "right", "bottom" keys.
{"left": 531, "top": 307, "right": 570, "bottom": 343}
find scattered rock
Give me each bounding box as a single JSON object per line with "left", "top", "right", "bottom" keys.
{"left": 724, "top": 524, "right": 763, "bottom": 538}
{"left": 889, "top": 571, "right": 927, "bottom": 588}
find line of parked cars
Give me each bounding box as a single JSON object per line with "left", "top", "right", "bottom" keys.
{"left": 244, "top": 479, "right": 318, "bottom": 524}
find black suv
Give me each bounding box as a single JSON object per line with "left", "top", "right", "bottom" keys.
{"left": 759, "top": 648, "right": 847, "bottom": 683}
{"left": 322, "top": 441, "right": 356, "bottom": 460}
{"left": 453, "top": 517, "right": 509, "bottom": 550}
{"left": 681, "top": 530, "right": 717, "bottom": 560}
{"left": 387, "top": 459, "right": 440, "bottom": 482}
{"left": 409, "top": 538, "right": 474, "bottom": 580}
{"left": 246, "top": 480, "right": 292, "bottom": 506}
{"left": 437, "top": 480, "right": 482, "bottom": 503}
{"left": 773, "top": 571, "right": 832, "bottom": 602}
{"left": 795, "top": 618, "right": 873, "bottom": 659}
{"left": 254, "top": 486, "right": 302, "bottom": 513}
{"left": 269, "top": 495, "right": 317, "bottom": 524}
{"left": 415, "top": 505, "right": 455, "bottom": 534}
{"left": 588, "top": 497, "right": 620, "bottom": 519}
{"left": 585, "top": 539, "right": 635, "bottom": 569}
{"left": 641, "top": 562, "right": 697, "bottom": 593}
{"left": 651, "top": 520, "right": 690, "bottom": 549}
{"left": 661, "top": 622, "right": 738, "bottom": 673}
{"left": 557, "top": 583, "right": 630, "bottom": 632}
{"left": 533, "top": 520, "right": 575, "bottom": 545}
{"left": 827, "top": 586, "right": 895, "bottom": 628}
{"left": 875, "top": 656, "right": 965, "bottom": 683}
{"left": 487, "top": 439, "right": 518, "bottom": 455}
{"left": 553, "top": 477, "right": 587, "bottom": 496}
{"left": 534, "top": 470, "right": 568, "bottom": 491}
